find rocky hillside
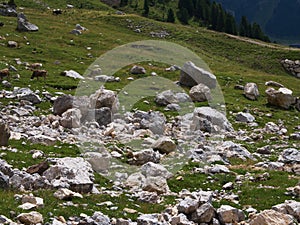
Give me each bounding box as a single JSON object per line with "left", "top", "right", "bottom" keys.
{"left": 0, "top": 0, "right": 299, "bottom": 224}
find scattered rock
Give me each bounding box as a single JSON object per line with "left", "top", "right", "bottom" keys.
{"left": 7, "top": 40, "right": 18, "bottom": 48}
{"left": 191, "top": 107, "right": 233, "bottom": 133}
{"left": 89, "top": 87, "right": 118, "bottom": 111}
{"left": 94, "top": 75, "right": 117, "bottom": 82}
{"left": 130, "top": 65, "right": 146, "bottom": 74}
{"left": 177, "top": 197, "right": 199, "bottom": 214}
{"left": 17, "top": 13, "right": 39, "bottom": 32}
{"left": 281, "top": 59, "right": 300, "bottom": 79}
{"left": 244, "top": 82, "right": 259, "bottom": 100}
{"left": 83, "top": 150, "right": 111, "bottom": 173}
{"left": 43, "top": 157, "right": 94, "bottom": 193}
{"left": 53, "top": 94, "right": 74, "bottom": 115}
{"left": 236, "top": 112, "right": 255, "bottom": 123}
{"left": 265, "top": 80, "right": 284, "bottom": 88}
{"left": 155, "top": 90, "right": 178, "bottom": 106}
{"left": 140, "top": 162, "right": 172, "bottom": 179}
{"left": 189, "top": 83, "right": 212, "bottom": 102}
{"left": 217, "top": 205, "right": 245, "bottom": 224}
{"left": 17, "top": 211, "right": 43, "bottom": 225}
{"left": 53, "top": 188, "right": 83, "bottom": 200}
{"left": 249, "top": 209, "right": 294, "bottom": 225}
{"left": 60, "top": 108, "right": 82, "bottom": 128}
{"left": 152, "top": 137, "right": 176, "bottom": 154}
{"left": 278, "top": 148, "right": 300, "bottom": 164}
{"left": 128, "top": 149, "right": 160, "bottom": 166}
{"left": 266, "top": 87, "right": 295, "bottom": 109}
{"left": 180, "top": 61, "right": 217, "bottom": 88}
{"left": 26, "top": 161, "right": 49, "bottom": 175}
{"left": 61, "top": 70, "right": 84, "bottom": 79}
{"left": 190, "top": 203, "right": 215, "bottom": 223}
{"left": 28, "top": 135, "right": 56, "bottom": 146}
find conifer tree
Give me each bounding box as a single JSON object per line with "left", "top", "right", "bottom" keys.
{"left": 119, "top": 0, "right": 128, "bottom": 7}
{"left": 166, "top": 8, "right": 175, "bottom": 23}
{"left": 143, "top": 0, "right": 149, "bottom": 16}
{"left": 178, "top": 7, "right": 189, "bottom": 24}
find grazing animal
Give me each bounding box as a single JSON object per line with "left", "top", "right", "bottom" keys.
{"left": 31, "top": 70, "right": 47, "bottom": 80}
{"left": 0, "top": 68, "right": 10, "bottom": 80}
{"left": 52, "top": 9, "right": 62, "bottom": 15}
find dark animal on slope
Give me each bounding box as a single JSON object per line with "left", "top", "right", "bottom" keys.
{"left": 31, "top": 70, "right": 47, "bottom": 80}
{"left": 52, "top": 9, "right": 62, "bottom": 15}
{"left": 0, "top": 22, "right": 4, "bottom": 27}
{"left": 0, "top": 68, "right": 10, "bottom": 80}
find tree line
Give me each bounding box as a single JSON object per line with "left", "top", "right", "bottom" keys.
{"left": 119, "top": 0, "right": 270, "bottom": 42}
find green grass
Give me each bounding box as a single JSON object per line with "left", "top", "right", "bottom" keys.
{"left": 1, "top": 139, "right": 80, "bottom": 169}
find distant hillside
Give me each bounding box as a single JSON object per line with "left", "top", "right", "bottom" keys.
{"left": 214, "top": 0, "right": 300, "bottom": 43}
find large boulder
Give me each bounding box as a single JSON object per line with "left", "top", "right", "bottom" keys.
{"left": 43, "top": 157, "right": 94, "bottom": 193}
{"left": 17, "top": 13, "right": 38, "bottom": 32}
{"left": 249, "top": 209, "right": 294, "bottom": 225}
{"left": 189, "top": 83, "right": 212, "bottom": 102}
{"left": 0, "top": 122, "right": 10, "bottom": 146}
{"left": 191, "top": 107, "right": 233, "bottom": 133}
{"left": 266, "top": 87, "right": 296, "bottom": 109}
{"left": 53, "top": 94, "right": 74, "bottom": 115}
{"left": 244, "top": 82, "right": 259, "bottom": 100}
{"left": 180, "top": 61, "right": 217, "bottom": 88}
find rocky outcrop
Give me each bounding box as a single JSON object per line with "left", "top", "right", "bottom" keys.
{"left": 281, "top": 59, "right": 300, "bottom": 78}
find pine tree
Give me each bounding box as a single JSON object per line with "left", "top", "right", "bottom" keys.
{"left": 119, "top": 0, "right": 128, "bottom": 7}
{"left": 178, "top": 7, "right": 189, "bottom": 24}
{"left": 239, "top": 16, "right": 250, "bottom": 37}
{"left": 216, "top": 4, "right": 225, "bottom": 32}
{"left": 166, "top": 8, "right": 175, "bottom": 23}
{"left": 210, "top": 2, "right": 218, "bottom": 30}
{"left": 143, "top": 0, "right": 149, "bottom": 17}
{"left": 224, "top": 13, "right": 237, "bottom": 35}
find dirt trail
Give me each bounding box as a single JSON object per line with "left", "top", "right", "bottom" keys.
{"left": 226, "top": 34, "right": 300, "bottom": 51}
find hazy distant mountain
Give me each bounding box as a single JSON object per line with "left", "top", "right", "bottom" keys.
{"left": 214, "top": 0, "right": 300, "bottom": 43}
